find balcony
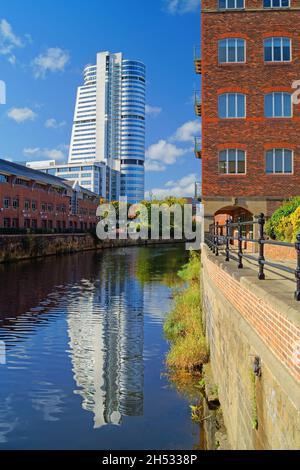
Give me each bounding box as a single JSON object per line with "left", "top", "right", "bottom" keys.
{"left": 194, "top": 46, "right": 202, "bottom": 74}
{"left": 194, "top": 181, "right": 202, "bottom": 201}
{"left": 194, "top": 91, "right": 202, "bottom": 117}
{"left": 194, "top": 137, "right": 202, "bottom": 159}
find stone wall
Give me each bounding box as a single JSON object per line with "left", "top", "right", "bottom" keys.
{"left": 201, "top": 245, "right": 300, "bottom": 449}
{"left": 0, "top": 233, "right": 181, "bottom": 263}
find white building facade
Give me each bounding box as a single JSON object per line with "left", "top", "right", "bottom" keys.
{"left": 69, "top": 51, "right": 146, "bottom": 203}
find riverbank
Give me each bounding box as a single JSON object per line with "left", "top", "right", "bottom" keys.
{"left": 0, "top": 232, "right": 184, "bottom": 263}
{"left": 163, "top": 252, "right": 229, "bottom": 449}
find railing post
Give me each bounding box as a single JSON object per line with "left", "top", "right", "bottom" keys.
{"left": 215, "top": 221, "right": 219, "bottom": 256}
{"left": 258, "top": 213, "right": 265, "bottom": 280}
{"left": 238, "top": 217, "right": 243, "bottom": 269}
{"left": 225, "top": 218, "right": 230, "bottom": 261}
{"left": 294, "top": 233, "right": 300, "bottom": 301}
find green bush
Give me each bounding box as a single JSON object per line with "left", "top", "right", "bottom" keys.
{"left": 163, "top": 252, "right": 208, "bottom": 371}
{"left": 266, "top": 196, "right": 300, "bottom": 241}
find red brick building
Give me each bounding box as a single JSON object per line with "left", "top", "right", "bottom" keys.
{"left": 197, "top": 0, "right": 300, "bottom": 228}
{"left": 0, "top": 159, "right": 99, "bottom": 231}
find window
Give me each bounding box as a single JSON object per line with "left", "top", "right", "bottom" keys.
{"left": 3, "top": 197, "right": 10, "bottom": 209}
{"left": 0, "top": 174, "right": 8, "bottom": 183}
{"left": 219, "top": 149, "right": 246, "bottom": 174}
{"left": 265, "top": 92, "right": 292, "bottom": 117}
{"left": 24, "top": 200, "right": 30, "bottom": 210}
{"left": 12, "top": 218, "right": 19, "bottom": 228}
{"left": 24, "top": 219, "right": 30, "bottom": 229}
{"left": 12, "top": 198, "right": 19, "bottom": 209}
{"left": 41, "top": 202, "right": 47, "bottom": 212}
{"left": 219, "top": 39, "right": 245, "bottom": 63}
{"left": 219, "top": 0, "right": 244, "bottom": 8}
{"left": 263, "top": 0, "right": 289, "bottom": 8}
{"left": 218, "top": 93, "right": 246, "bottom": 118}
{"left": 32, "top": 200, "right": 37, "bottom": 211}
{"left": 266, "top": 149, "right": 293, "bottom": 173}
{"left": 3, "top": 218, "right": 11, "bottom": 228}
{"left": 31, "top": 219, "right": 37, "bottom": 229}
{"left": 264, "top": 37, "right": 291, "bottom": 62}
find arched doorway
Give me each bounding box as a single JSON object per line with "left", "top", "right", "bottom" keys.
{"left": 214, "top": 205, "right": 254, "bottom": 250}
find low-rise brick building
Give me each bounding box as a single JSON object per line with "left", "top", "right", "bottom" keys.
{"left": 0, "top": 159, "right": 99, "bottom": 231}
{"left": 196, "top": 0, "right": 300, "bottom": 228}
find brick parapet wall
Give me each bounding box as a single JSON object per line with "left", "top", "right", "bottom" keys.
{"left": 202, "top": 246, "right": 300, "bottom": 383}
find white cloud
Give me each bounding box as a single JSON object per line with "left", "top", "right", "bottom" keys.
{"left": 145, "top": 105, "right": 162, "bottom": 117}
{"left": 146, "top": 139, "right": 189, "bottom": 165}
{"left": 0, "top": 19, "right": 27, "bottom": 63}
{"left": 45, "top": 118, "right": 66, "bottom": 129}
{"left": 165, "top": 0, "right": 200, "bottom": 14}
{"left": 7, "top": 107, "right": 37, "bottom": 123}
{"left": 145, "top": 161, "right": 166, "bottom": 172}
{"left": 146, "top": 173, "right": 197, "bottom": 199}
{"left": 145, "top": 119, "right": 199, "bottom": 172}
{"left": 23, "top": 145, "right": 66, "bottom": 161}
{"left": 32, "top": 47, "right": 70, "bottom": 79}
{"left": 171, "top": 119, "right": 201, "bottom": 143}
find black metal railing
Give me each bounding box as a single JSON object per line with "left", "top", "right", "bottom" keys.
{"left": 205, "top": 213, "right": 300, "bottom": 301}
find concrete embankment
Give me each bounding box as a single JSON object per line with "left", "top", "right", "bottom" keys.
{"left": 0, "top": 233, "right": 183, "bottom": 263}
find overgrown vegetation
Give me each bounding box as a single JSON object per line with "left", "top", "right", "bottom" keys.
{"left": 163, "top": 252, "right": 209, "bottom": 371}
{"left": 265, "top": 196, "right": 300, "bottom": 242}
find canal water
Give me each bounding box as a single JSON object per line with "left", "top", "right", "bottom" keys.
{"left": 0, "top": 244, "right": 202, "bottom": 450}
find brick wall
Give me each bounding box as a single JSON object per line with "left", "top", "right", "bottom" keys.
{"left": 0, "top": 179, "right": 98, "bottom": 230}
{"left": 202, "top": 2, "right": 300, "bottom": 199}
{"left": 202, "top": 245, "right": 300, "bottom": 448}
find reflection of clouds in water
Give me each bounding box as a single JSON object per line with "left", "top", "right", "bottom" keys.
{"left": 143, "top": 283, "right": 173, "bottom": 323}
{"left": 30, "top": 385, "right": 66, "bottom": 422}
{"left": 0, "top": 396, "right": 18, "bottom": 443}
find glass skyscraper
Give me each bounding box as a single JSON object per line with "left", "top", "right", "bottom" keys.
{"left": 69, "top": 51, "right": 146, "bottom": 203}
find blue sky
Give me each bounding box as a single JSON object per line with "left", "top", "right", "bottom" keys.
{"left": 0, "top": 0, "right": 201, "bottom": 198}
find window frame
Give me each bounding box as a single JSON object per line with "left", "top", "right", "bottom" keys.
{"left": 219, "top": 0, "right": 245, "bottom": 9}
{"left": 264, "top": 92, "right": 292, "bottom": 118}
{"left": 265, "top": 148, "right": 293, "bottom": 174}
{"left": 263, "top": 0, "right": 290, "bottom": 8}
{"left": 219, "top": 149, "right": 247, "bottom": 174}
{"left": 218, "top": 38, "right": 246, "bottom": 64}
{"left": 218, "top": 93, "right": 246, "bottom": 118}
{"left": 264, "top": 37, "right": 292, "bottom": 63}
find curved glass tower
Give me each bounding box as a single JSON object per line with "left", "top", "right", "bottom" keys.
{"left": 67, "top": 52, "right": 145, "bottom": 203}
{"left": 120, "top": 60, "right": 146, "bottom": 203}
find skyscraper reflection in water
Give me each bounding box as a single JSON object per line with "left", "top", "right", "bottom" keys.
{"left": 67, "top": 249, "right": 144, "bottom": 428}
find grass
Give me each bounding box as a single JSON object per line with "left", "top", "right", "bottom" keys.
{"left": 164, "top": 251, "right": 209, "bottom": 371}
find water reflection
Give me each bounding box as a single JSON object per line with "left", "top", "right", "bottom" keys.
{"left": 67, "top": 250, "right": 144, "bottom": 428}
{"left": 0, "top": 245, "right": 193, "bottom": 449}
